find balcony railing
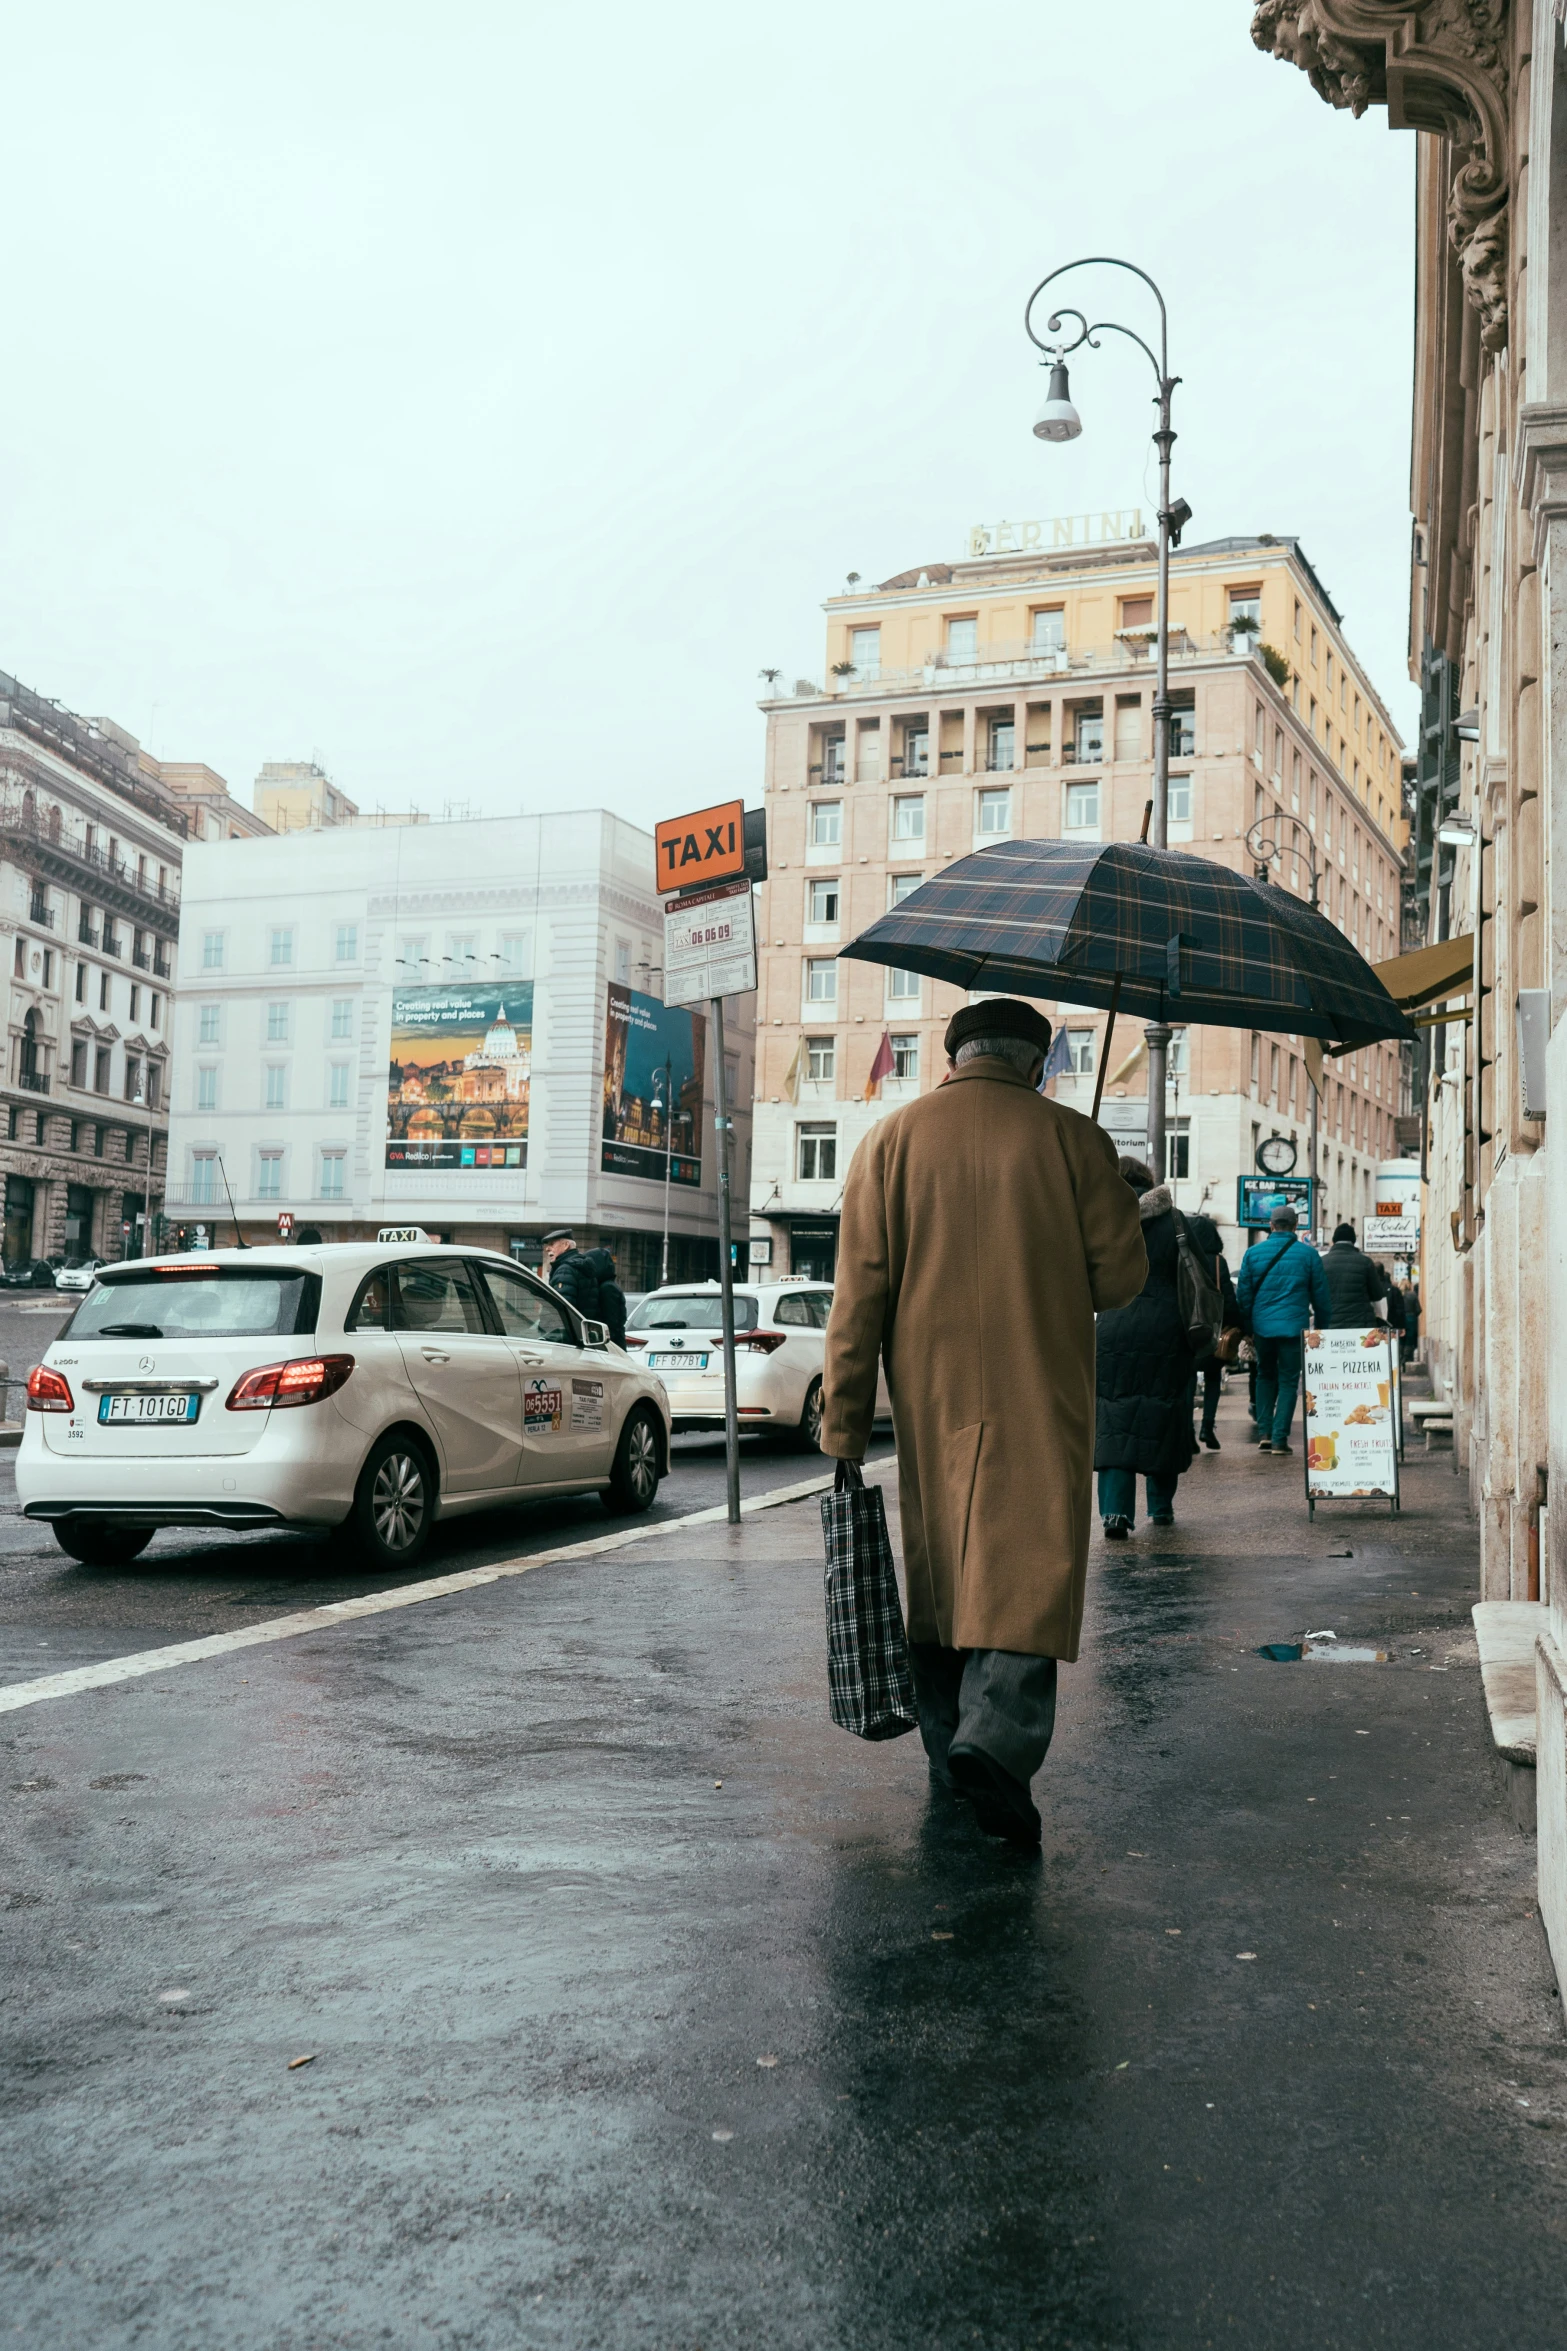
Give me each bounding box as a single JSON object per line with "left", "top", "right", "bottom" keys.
{"left": 18, "top": 1069, "right": 49, "bottom": 1095}
{"left": 782, "top": 627, "right": 1253, "bottom": 703}
{"left": 102, "top": 935, "right": 122, "bottom": 959}
{"left": 77, "top": 921, "right": 98, "bottom": 948}
{"left": 132, "top": 948, "right": 150, "bottom": 970}
{"left": 28, "top": 901, "right": 54, "bottom": 929}
{"left": 0, "top": 799, "right": 180, "bottom": 928}
{"left": 153, "top": 953, "right": 170, "bottom": 978}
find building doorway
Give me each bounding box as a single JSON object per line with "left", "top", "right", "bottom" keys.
{"left": 789, "top": 1221, "right": 838, "bottom": 1280}
{"left": 4, "top": 1175, "right": 35, "bottom": 1267}
{"left": 63, "top": 1185, "right": 94, "bottom": 1264}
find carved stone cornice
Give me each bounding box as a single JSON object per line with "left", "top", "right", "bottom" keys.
{"left": 1517, "top": 402, "right": 1567, "bottom": 565}
{"left": 1252, "top": 1, "right": 1511, "bottom": 351}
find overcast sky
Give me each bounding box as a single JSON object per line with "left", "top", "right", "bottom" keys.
{"left": 3, "top": 2, "right": 1414, "bottom": 834}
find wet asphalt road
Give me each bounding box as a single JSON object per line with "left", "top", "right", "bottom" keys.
{"left": 4, "top": 1387, "right": 1567, "bottom": 2348}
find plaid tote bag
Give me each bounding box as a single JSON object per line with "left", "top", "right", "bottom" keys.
{"left": 820, "top": 1458, "right": 918, "bottom": 1741}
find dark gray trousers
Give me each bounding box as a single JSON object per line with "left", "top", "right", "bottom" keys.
{"left": 909, "top": 1642, "right": 1059, "bottom": 1789}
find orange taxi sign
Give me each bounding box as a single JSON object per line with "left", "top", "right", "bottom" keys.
{"left": 655, "top": 798, "right": 746, "bottom": 891}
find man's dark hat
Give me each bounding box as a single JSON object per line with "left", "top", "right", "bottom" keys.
{"left": 542, "top": 1227, "right": 574, "bottom": 1243}
{"left": 943, "top": 998, "right": 1053, "bottom": 1059}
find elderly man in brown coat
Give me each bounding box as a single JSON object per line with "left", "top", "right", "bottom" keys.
{"left": 822, "top": 999, "right": 1147, "bottom": 1847}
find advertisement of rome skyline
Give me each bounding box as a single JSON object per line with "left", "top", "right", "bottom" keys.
{"left": 385, "top": 983, "right": 533, "bottom": 1171}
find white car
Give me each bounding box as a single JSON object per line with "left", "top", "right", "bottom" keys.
{"left": 623, "top": 1278, "right": 889, "bottom": 1447}
{"left": 54, "top": 1257, "right": 106, "bottom": 1293}
{"left": 17, "top": 1242, "right": 671, "bottom": 1572}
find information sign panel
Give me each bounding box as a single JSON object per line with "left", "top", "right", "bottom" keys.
{"left": 1366, "top": 1212, "right": 1420, "bottom": 1252}
{"left": 664, "top": 877, "right": 757, "bottom": 1006}
{"left": 1302, "top": 1325, "right": 1400, "bottom": 1516}
{"left": 1237, "top": 1176, "right": 1316, "bottom": 1229}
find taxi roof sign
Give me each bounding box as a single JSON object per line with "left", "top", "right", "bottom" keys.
{"left": 655, "top": 798, "right": 746, "bottom": 892}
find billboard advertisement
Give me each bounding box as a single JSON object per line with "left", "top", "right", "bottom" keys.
{"left": 601, "top": 984, "right": 704, "bottom": 1186}
{"left": 385, "top": 985, "right": 532, "bottom": 1172}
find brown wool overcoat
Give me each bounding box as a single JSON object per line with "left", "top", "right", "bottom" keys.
{"left": 821, "top": 1057, "right": 1148, "bottom": 1661}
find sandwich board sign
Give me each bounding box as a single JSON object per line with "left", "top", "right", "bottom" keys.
{"left": 1302, "top": 1324, "right": 1400, "bottom": 1519}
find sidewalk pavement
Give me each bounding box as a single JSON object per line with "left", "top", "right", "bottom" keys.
{"left": 4, "top": 1387, "right": 1567, "bottom": 2350}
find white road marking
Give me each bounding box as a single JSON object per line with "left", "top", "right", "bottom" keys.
{"left": 0, "top": 1465, "right": 881, "bottom": 1715}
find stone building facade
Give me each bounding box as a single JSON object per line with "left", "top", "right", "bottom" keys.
{"left": 0, "top": 672, "right": 185, "bottom": 1267}
{"left": 1252, "top": 0, "right": 1567, "bottom": 1976}
{"left": 751, "top": 531, "right": 1408, "bottom": 1279}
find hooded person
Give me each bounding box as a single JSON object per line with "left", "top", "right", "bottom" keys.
{"left": 822, "top": 997, "right": 1147, "bottom": 1848}
{"left": 583, "top": 1247, "right": 627, "bottom": 1347}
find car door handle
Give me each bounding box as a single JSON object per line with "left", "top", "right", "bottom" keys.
{"left": 420, "top": 1347, "right": 451, "bottom": 1363}
{"left": 513, "top": 1350, "right": 545, "bottom": 1365}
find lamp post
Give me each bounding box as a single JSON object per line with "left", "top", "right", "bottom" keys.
{"left": 1245, "top": 817, "right": 1322, "bottom": 1238}
{"left": 132, "top": 1078, "right": 153, "bottom": 1260}
{"left": 1025, "top": 256, "right": 1188, "bottom": 1184}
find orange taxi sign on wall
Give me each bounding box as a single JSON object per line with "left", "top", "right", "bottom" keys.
{"left": 655, "top": 798, "right": 746, "bottom": 892}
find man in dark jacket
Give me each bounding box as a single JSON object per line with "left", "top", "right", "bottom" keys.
{"left": 545, "top": 1229, "right": 602, "bottom": 1320}
{"left": 1235, "top": 1205, "right": 1331, "bottom": 1455}
{"left": 584, "top": 1247, "right": 627, "bottom": 1347}
{"left": 1320, "top": 1221, "right": 1390, "bottom": 1327}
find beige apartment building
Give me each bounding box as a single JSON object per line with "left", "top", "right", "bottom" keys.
{"left": 749, "top": 526, "right": 1409, "bottom": 1280}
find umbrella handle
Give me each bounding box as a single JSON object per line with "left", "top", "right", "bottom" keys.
{"left": 1091, "top": 973, "right": 1122, "bottom": 1124}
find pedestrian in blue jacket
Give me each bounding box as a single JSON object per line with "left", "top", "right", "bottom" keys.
{"left": 1235, "top": 1204, "right": 1331, "bottom": 1454}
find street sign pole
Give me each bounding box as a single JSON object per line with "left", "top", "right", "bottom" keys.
{"left": 712, "top": 997, "right": 741, "bottom": 1525}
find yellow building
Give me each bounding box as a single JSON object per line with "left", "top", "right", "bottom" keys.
{"left": 750, "top": 523, "right": 1408, "bottom": 1279}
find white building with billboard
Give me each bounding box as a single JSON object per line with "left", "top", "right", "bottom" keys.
{"left": 165, "top": 812, "right": 753, "bottom": 1285}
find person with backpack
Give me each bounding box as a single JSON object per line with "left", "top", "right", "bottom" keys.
{"left": 1093, "top": 1159, "right": 1201, "bottom": 1538}
{"left": 1319, "top": 1219, "right": 1390, "bottom": 1327}
{"left": 1235, "top": 1204, "right": 1331, "bottom": 1455}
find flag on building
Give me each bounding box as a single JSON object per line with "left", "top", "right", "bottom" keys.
{"left": 783, "top": 1036, "right": 805, "bottom": 1102}
{"left": 1040, "top": 1027, "right": 1072, "bottom": 1087}
{"left": 864, "top": 1030, "right": 896, "bottom": 1100}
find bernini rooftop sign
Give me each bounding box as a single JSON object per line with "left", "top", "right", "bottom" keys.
{"left": 966, "top": 509, "right": 1147, "bottom": 559}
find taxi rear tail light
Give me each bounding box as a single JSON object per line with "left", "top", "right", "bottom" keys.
{"left": 736, "top": 1332, "right": 788, "bottom": 1354}
{"left": 226, "top": 1354, "right": 355, "bottom": 1411}
{"left": 623, "top": 1334, "right": 648, "bottom": 1348}
{"left": 27, "top": 1364, "right": 74, "bottom": 1413}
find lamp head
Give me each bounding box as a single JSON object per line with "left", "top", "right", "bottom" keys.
{"left": 1032, "top": 358, "right": 1082, "bottom": 444}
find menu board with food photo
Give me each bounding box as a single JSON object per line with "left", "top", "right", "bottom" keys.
{"left": 1301, "top": 1324, "right": 1400, "bottom": 1517}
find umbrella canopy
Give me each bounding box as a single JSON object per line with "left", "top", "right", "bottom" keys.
{"left": 841, "top": 837, "right": 1414, "bottom": 1050}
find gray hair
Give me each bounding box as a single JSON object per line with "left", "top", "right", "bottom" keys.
{"left": 953, "top": 1034, "right": 1042, "bottom": 1075}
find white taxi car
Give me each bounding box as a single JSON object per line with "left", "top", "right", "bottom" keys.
{"left": 17, "top": 1241, "right": 671, "bottom": 1572}
{"left": 623, "top": 1278, "right": 889, "bottom": 1447}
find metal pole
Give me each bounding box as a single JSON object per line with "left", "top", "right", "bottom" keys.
{"left": 1308, "top": 852, "right": 1321, "bottom": 1240}
{"left": 660, "top": 1054, "right": 673, "bottom": 1284}
{"left": 1144, "top": 374, "right": 1175, "bottom": 1185}
{"left": 712, "top": 998, "right": 741, "bottom": 1525}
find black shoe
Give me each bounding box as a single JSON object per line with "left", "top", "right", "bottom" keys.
{"left": 1258, "top": 1437, "right": 1274, "bottom": 1450}
{"left": 1202, "top": 1430, "right": 1220, "bottom": 1450}
{"left": 948, "top": 1746, "right": 1042, "bottom": 1849}
{"left": 1149, "top": 1511, "right": 1175, "bottom": 1526}
{"left": 1271, "top": 1442, "right": 1292, "bottom": 1455}
{"left": 1102, "top": 1516, "right": 1131, "bottom": 1541}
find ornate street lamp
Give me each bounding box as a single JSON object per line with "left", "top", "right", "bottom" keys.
{"left": 1025, "top": 256, "right": 1189, "bottom": 1180}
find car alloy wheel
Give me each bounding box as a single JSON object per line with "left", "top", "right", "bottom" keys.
{"left": 799, "top": 1379, "right": 824, "bottom": 1450}
{"left": 624, "top": 1412, "right": 658, "bottom": 1505}
{"left": 372, "top": 1449, "right": 427, "bottom": 1554}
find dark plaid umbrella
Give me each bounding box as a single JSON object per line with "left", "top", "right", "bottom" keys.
{"left": 841, "top": 838, "right": 1414, "bottom": 1051}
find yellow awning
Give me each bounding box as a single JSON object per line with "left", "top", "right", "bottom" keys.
{"left": 1371, "top": 936, "right": 1473, "bottom": 1013}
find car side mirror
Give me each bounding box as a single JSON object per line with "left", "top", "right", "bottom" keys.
{"left": 580, "top": 1318, "right": 611, "bottom": 1349}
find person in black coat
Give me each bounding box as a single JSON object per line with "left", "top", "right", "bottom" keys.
{"left": 1181, "top": 1206, "right": 1233, "bottom": 1450}
{"left": 1319, "top": 1221, "right": 1390, "bottom": 1327}
{"left": 545, "top": 1229, "right": 602, "bottom": 1319}
{"left": 1094, "top": 1159, "right": 1197, "bottom": 1539}
{"left": 583, "top": 1247, "right": 628, "bottom": 1347}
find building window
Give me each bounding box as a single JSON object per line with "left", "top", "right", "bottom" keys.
{"left": 1254, "top": 704, "right": 1265, "bottom": 758}
{"left": 987, "top": 720, "right": 1015, "bottom": 773}
{"left": 1168, "top": 776, "right": 1192, "bottom": 825}
{"left": 269, "top": 926, "right": 293, "bottom": 967}
{"left": 1066, "top": 1028, "right": 1096, "bottom": 1075}
{"left": 266, "top": 1001, "right": 289, "bottom": 1043}
{"left": 74, "top": 962, "right": 86, "bottom": 1004}
{"left": 498, "top": 932, "right": 530, "bottom": 976}
{"left": 1073, "top": 710, "right": 1104, "bottom": 762}
{"left": 1168, "top": 1027, "right": 1189, "bottom": 1076}
{"left": 123, "top": 1056, "right": 141, "bottom": 1103}
{"left": 201, "top": 930, "right": 224, "bottom": 969}
{"left": 328, "top": 1063, "right": 351, "bottom": 1109}
{"left": 446, "top": 935, "right": 477, "bottom": 972}
{"left": 147, "top": 1063, "right": 161, "bottom": 1109}
{"left": 1269, "top": 1044, "right": 1281, "bottom": 1101}
{"left": 796, "top": 1124, "right": 837, "bottom": 1181}
{"left": 99, "top": 971, "right": 110, "bottom": 1012}
{"left": 806, "top": 1036, "right": 835, "bottom": 1082}
{"left": 945, "top": 617, "right": 978, "bottom": 662}
{"left": 331, "top": 998, "right": 353, "bottom": 1040}
{"left": 613, "top": 938, "right": 632, "bottom": 984}
{"left": 265, "top": 1066, "right": 287, "bottom": 1110}
{"left": 190, "top": 1153, "right": 217, "bottom": 1206}
{"left": 197, "top": 1065, "right": 218, "bottom": 1110}
{"left": 808, "top": 879, "right": 840, "bottom": 925}
{"left": 1272, "top": 727, "right": 1284, "bottom": 779}
{"left": 1065, "top": 781, "right": 1100, "bottom": 831}
{"left": 198, "top": 1004, "right": 220, "bottom": 1045}
{"left": 977, "top": 787, "right": 1012, "bottom": 835}
{"left": 891, "top": 1034, "right": 919, "bottom": 1081}
{"left": 128, "top": 983, "right": 140, "bottom": 1022}
{"left": 887, "top": 968, "right": 921, "bottom": 1000}
{"left": 809, "top": 801, "right": 842, "bottom": 848}
{"left": 1031, "top": 607, "right": 1065, "bottom": 653}
{"left": 257, "top": 1153, "right": 283, "bottom": 1200}
{"left": 849, "top": 625, "right": 880, "bottom": 679}
{"left": 806, "top": 958, "right": 838, "bottom": 1003}
{"left": 397, "top": 936, "right": 428, "bottom": 975}
{"left": 335, "top": 923, "right": 358, "bottom": 963}
{"left": 1119, "top": 596, "right": 1153, "bottom": 631}
{"left": 1168, "top": 703, "right": 1195, "bottom": 758}
{"left": 890, "top": 872, "right": 923, "bottom": 906}
{"left": 892, "top": 795, "right": 926, "bottom": 842}
{"left": 69, "top": 1038, "right": 86, "bottom": 1088}
{"left": 319, "top": 1152, "right": 346, "bottom": 1200}
{"left": 1228, "top": 590, "right": 1262, "bottom": 632}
